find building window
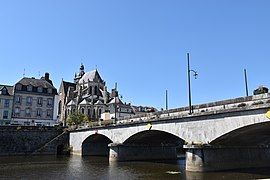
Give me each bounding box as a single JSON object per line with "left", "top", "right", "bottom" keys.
{"left": 26, "top": 97, "right": 32, "bottom": 106}
{"left": 15, "top": 107, "right": 20, "bottom": 116}
{"left": 81, "top": 108, "right": 85, "bottom": 114}
{"left": 16, "top": 84, "right": 22, "bottom": 91}
{"left": 47, "top": 109, "right": 52, "bottom": 117}
{"left": 94, "top": 86, "right": 98, "bottom": 95}
{"left": 37, "top": 97, "right": 43, "bottom": 106}
{"left": 36, "top": 109, "right": 41, "bottom": 117}
{"left": 15, "top": 96, "right": 21, "bottom": 104}
{"left": 99, "top": 109, "right": 102, "bottom": 116}
{"left": 1, "top": 88, "right": 7, "bottom": 95}
{"left": 47, "top": 88, "right": 52, "bottom": 94}
{"left": 25, "top": 108, "right": 31, "bottom": 117}
{"left": 4, "top": 99, "right": 9, "bottom": 108}
{"left": 3, "top": 111, "right": 8, "bottom": 119}
{"left": 37, "top": 87, "right": 43, "bottom": 93}
{"left": 27, "top": 85, "right": 32, "bottom": 92}
{"left": 47, "top": 98, "right": 52, "bottom": 107}
{"left": 89, "top": 86, "right": 92, "bottom": 95}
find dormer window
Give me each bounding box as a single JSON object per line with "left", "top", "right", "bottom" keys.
{"left": 1, "top": 88, "right": 7, "bottom": 95}
{"left": 16, "top": 84, "right": 22, "bottom": 91}
{"left": 38, "top": 87, "right": 43, "bottom": 93}
{"left": 27, "top": 85, "right": 32, "bottom": 92}
{"left": 47, "top": 88, "right": 52, "bottom": 94}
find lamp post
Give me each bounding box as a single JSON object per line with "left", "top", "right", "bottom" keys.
{"left": 244, "top": 69, "right": 249, "bottom": 96}
{"left": 187, "top": 53, "right": 198, "bottom": 114}
{"left": 165, "top": 90, "right": 168, "bottom": 110}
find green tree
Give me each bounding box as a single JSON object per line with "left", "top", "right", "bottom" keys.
{"left": 67, "top": 110, "right": 86, "bottom": 128}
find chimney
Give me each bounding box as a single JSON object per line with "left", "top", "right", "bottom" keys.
{"left": 45, "top": 72, "right": 49, "bottom": 81}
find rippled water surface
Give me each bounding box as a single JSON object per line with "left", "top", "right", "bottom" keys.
{"left": 0, "top": 156, "right": 270, "bottom": 180}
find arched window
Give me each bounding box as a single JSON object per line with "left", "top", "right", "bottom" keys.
{"left": 58, "top": 101, "right": 62, "bottom": 114}
{"left": 93, "top": 110, "right": 96, "bottom": 119}
{"left": 89, "top": 86, "right": 92, "bottom": 95}
{"left": 99, "top": 109, "right": 102, "bottom": 116}
{"left": 94, "top": 86, "right": 98, "bottom": 95}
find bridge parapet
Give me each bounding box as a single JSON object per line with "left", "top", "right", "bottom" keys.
{"left": 117, "top": 93, "right": 270, "bottom": 124}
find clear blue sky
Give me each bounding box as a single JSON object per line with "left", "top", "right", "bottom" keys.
{"left": 1, "top": 1, "right": 269, "bottom": 110}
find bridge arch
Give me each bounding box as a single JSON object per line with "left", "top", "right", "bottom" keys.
{"left": 123, "top": 130, "right": 184, "bottom": 146}
{"left": 82, "top": 134, "right": 113, "bottom": 156}
{"left": 123, "top": 130, "right": 186, "bottom": 156}
{"left": 210, "top": 121, "right": 270, "bottom": 146}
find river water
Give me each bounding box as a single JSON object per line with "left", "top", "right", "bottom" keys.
{"left": 0, "top": 155, "right": 270, "bottom": 180}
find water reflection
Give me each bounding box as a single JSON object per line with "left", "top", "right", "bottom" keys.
{"left": 0, "top": 156, "right": 270, "bottom": 180}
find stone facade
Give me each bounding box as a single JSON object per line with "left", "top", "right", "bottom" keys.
{"left": 0, "top": 85, "right": 13, "bottom": 125}
{"left": 58, "top": 64, "right": 134, "bottom": 125}
{"left": 12, "top": 73, "right": 58, "bottom": 126}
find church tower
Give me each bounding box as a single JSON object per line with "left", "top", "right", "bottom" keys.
{"left": 74, "top": 64, "right": 85, "bottom": 84}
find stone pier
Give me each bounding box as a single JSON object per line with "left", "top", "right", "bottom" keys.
{"left": 185, "top": 145, "right": 270, "bottom": 172}
{"left": 109, "top": 143, "right": 177, "bottom": 162}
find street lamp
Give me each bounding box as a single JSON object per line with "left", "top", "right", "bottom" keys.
{"left": 187, "top": 53, "right": 198, "bottom": 114}
{"left": 244, "top": 69, "right": 249, "bottom": 96}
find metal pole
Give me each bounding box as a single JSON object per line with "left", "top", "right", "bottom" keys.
{"left": 165, "top": 90, "right": 168, "bottom": 110}
{"left": 244, "top": 69, "right": 249, "bottom": 96}
{"left": 187, "top": 53, "right": 192, "bottom": 114}
{"left": 114, "top": 82, "right": 117, "bottom": 124}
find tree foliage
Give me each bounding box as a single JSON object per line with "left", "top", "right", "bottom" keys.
{"left": 67, "top": 110, "right": 87, "bottom": 127}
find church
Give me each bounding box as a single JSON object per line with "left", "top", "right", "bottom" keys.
{"left": 58, "top": 64, "right": 134, "bottom": 125}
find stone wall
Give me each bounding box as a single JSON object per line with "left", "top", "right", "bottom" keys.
{"left": 0, "top": 126, "right": 68, "bottom": 155}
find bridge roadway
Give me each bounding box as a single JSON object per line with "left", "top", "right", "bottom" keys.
{"left": 70, "top": 93, "right": 270, "bottom": 172}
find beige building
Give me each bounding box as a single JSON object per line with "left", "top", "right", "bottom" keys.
{"left": 12, "top": 73, "right": 58, "bottom": 126}
{"left": 0, "top": 85, "right": 13, "bottom": 125}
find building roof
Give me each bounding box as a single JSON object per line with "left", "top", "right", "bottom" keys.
{"left": 79, "top": 69, "right": 103, "bottom": 84}
{"left": 61, "top": 81, "right": 76, "bottom": 94}
{"left": 17, "top": 77, "right": 56, "bottom": 89}
{"left": 67, "top": 100, "right": 76, "bottom": 106}
{"left": 79, "top": 99, "right": 90, "bottom": 105}
{"left": 108, "top": 96, "right": 123, "bottom": 105}
{"left": 0, "top": 85, "right": 14, "bottom": 96}
{"left": 95, "top": 100, "right": 105, "bottom": 105}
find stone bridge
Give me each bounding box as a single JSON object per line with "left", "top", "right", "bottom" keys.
{"left": 70, "top": 93, "right": 270, "bottom": 172}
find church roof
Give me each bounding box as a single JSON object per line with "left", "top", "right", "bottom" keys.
{"left": 67, "top": 100, "right": 76, "bottom": 106}
{"left": 95, "top": 100, "right": 105, "bottom": 105}
{"left": 61, "top": 81, "right": 76, "bottom": 94}
{"left": 79, "top": 69, "right": 103, "bottom": 84}
{"left": 108, "top": 97, "right": 123, "bottom": 105}
{"left": 79, "top": 99, "right": 90, "bottom": 105}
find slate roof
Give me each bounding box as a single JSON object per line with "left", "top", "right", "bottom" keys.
{"left": 0, "top": 85, "right": 14, "bottom": 96}
{"left": 61, "top": 81, "right": 76, "bottom": 94}
{"left": 79, "top": 69, "right": 103, "bottom": 84}
{"left": 17, "top": 77, "right": 56, "bottom": 89}
{"left": 79, "top": 99, "right": 90, "bottom": 105}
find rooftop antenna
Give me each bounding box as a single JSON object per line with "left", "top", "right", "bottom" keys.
{"left": 23, "top": 68, "right": 26, "bottom": 77}
{"left": 38, "top": 71, "right": 40, "bottom": 78}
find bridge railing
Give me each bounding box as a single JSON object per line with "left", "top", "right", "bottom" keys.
{"left": 116, "top": 93, "right": 270, "bottom": 124}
